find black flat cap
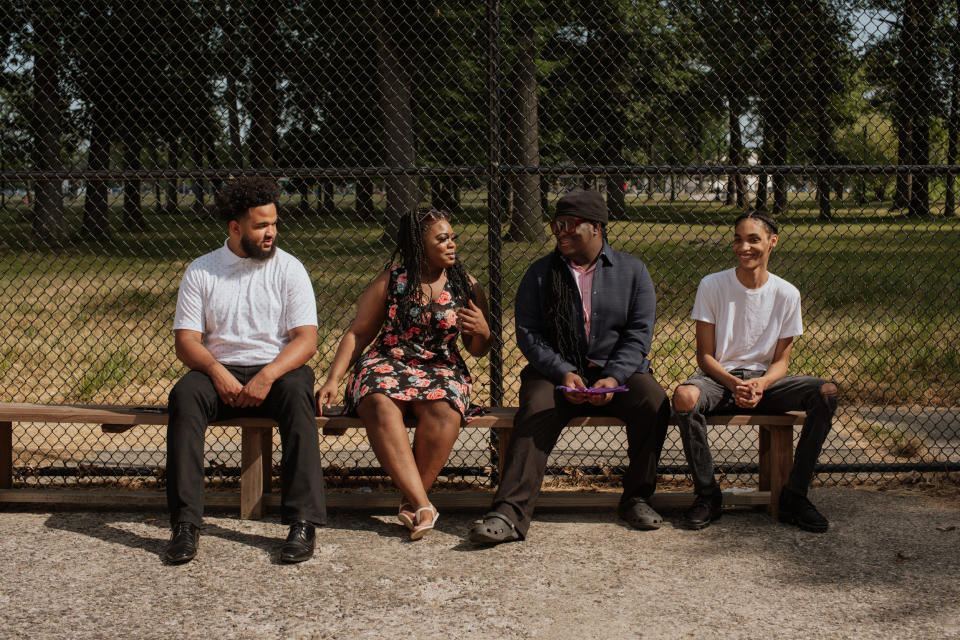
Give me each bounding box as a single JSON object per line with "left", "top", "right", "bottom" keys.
{"left": 554, "top": 189, "right": 607, "bottom": 224}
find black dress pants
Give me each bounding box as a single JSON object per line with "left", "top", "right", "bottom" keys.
{"left": 166, "top": 364, "right": 326, "bottom": 528}
{"left": 491, "top": 365, "right": 670, "bottom": 538}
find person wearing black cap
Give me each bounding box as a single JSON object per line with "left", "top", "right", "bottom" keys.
{"left": 468, "top": 188, "right": 670, "bottom": 545}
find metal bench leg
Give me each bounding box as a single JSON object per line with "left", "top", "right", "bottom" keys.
{"left": 759, "top": 424, "right": 794, "bottom": 519}
{"left": 0, "top": 421, "right": 11, "bottom": 489}
{"left": 240, "top": 426, "right": 266, "bottom": 519}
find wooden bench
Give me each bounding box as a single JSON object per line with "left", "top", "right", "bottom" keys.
{"left": 0, "top": 403, "right": 804, "bottom": 519}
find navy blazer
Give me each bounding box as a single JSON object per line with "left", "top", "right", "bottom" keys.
{"left": 514, "top": 241, "right": 657, "bottom": 384}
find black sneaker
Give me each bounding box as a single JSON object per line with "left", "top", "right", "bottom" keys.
{"left": 778, "top": 489, "right": 829, "bottom": 533}
{"left": 680, "top": 492, "right": 722, "bottom": 530}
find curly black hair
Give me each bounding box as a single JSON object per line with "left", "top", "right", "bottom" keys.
{"left": 388, "top": 208, "right": 475, "bottom": 334}
{"left": 214, "top": 177, "right": 279, "bottom": 222}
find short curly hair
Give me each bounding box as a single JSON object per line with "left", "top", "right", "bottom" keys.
{"left": 214, "top": 177, "right": 279, "bottom": 223}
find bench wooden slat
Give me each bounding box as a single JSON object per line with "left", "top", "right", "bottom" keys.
{"left": 0, "top": 403, "right": 807, "bottom": 430}
{"left": 0, "top": 402, "right": 805, "bottom": 520}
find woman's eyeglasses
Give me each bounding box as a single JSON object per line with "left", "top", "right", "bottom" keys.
{"left": 549, "top": 217, "right": 589, "bottom": 235}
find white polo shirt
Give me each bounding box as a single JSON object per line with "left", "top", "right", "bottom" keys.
{"left": 691, "top": 268, "right": 803, "bottom": 372}
{"left": 173, "top": 240, "right": 318, "bottom": 366}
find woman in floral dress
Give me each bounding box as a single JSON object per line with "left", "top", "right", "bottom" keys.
{"left": 317, "top": 209, "right": 491, "bottom": 539}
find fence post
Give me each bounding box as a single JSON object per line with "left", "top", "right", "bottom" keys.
{"left": 486, "top": 0, "right": 505, "bottom": 483}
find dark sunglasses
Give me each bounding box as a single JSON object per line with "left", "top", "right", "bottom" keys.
{"left": 549, "top": 217, "right": 590, "bottom": 235}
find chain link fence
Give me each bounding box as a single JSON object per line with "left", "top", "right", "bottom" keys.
{"left": 1, "top": 1, "right": 958, "bottom": 492}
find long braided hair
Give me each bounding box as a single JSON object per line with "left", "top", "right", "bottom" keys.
{"left": 388, "top": 208, "right": 474, "bottom": 334}
{"left": 545, "top": 251, "right": 588, "bottom": 376}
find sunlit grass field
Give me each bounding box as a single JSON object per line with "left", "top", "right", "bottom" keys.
{"left": 2, "top": 189, "right": 959, "bottom": 410}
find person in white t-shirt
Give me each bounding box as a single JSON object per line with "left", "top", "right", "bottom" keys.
{"left": 673, "top": 211, "right": 838, "bottom": 533}
{"left": 165, "top": 177, "right": 325, "bottom": 565}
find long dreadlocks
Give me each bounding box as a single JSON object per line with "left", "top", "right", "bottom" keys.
{"left": 388, "top": 208, "right": 474, "bottom": 334}
{"left": 544, "top": 250, "right": 589, "bottom": 376}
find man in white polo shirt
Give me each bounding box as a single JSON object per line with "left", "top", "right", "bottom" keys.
{"left": 673, "top": 210, "right": 838, "bottom": 533}
{"left": 165, "top": 177, "right": 325, "bottom": 564}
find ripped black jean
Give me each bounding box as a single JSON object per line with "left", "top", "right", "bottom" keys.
{"left": 674, "top": 371, "right": 838, "bottom": 497}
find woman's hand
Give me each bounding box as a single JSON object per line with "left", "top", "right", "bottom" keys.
{"left": 457, "top": 299, "right": 490, "bottom": 339}
{"left": 316, "top": 378, "right": 340, "bottom": 415}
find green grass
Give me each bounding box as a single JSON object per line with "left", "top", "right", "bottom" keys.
{"left": 1, "top": 191, "right": 959, "bottom": 406}
{"left": 72, "top": 349, "right": 136, "bottom": 402}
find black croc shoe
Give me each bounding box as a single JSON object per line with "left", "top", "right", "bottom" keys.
{"left": 468, "top": 512, "right": 520, "bottom": 545}
{"left": 618, "top": 497, "right": 663, "bottom": 530}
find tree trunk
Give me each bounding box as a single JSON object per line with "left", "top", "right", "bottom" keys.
{"left": 316, "top": 180, "right": 335, "bottom": 215}
{"left": 755, "top": 171, "right": 768, "bottom": 212}
{"left": 430, "top": 176, "right": 460, "bottom": 214}
{"left": 122, "top": 138, "right": 145, "bottom": 231}
{"left": 946, "top": 0, "right": 960, "bottom": 217}
{"left": 152, "top": 146, "right": 163, "bottom": 215}
{"left": 893, "top": 116, "right": 912, "bottom": 209}
{"left": 191, "top": 142, "right": 206, "bottom": 218}
{"left": 355, "top": 177, "right": 375, "bottom": 220}
{"left": 82, "top": 101, "right": 111, "bottom": 239}
{"left": 248, "top": 4, "right": 277, "bottom": 168}
{"left": 769, "top": 82, "right": 788, "bottom": 213}
{"left": 31, "top": 5, "right": 68, "bottom": 245}
{"left": 221, "top": 0, "right": 244, "bottom": 170}
{"left": 727, "top": 94, "right": 746, "bottom": 208}
{"left": 166, "top": 137, "right": 179, "bottom": 215}
{"left": 297, "top": 181, "right": 310, "bottom": 217}
{"left": 905, "top": 0, "right": 936, "bottom": 218}
{"left": 810, "top": 2, "right": 832, "bottom": 221}
{"left": 504, "top": 12, "right": 543, "bottom": 241}
{"left": 761, "top": 10, "right": 789, "bottom": 216}
{"left": 608, "top": 175, "right": 626, "bottom": 215}
{"left": 374, "top": 0, "right": 418, "bottom": 240}
{"left": 225, "top": 75, "right": 244, "bottom": 169}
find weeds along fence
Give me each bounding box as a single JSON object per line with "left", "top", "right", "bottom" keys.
{"left": 1, "top": 1, "right": 958, "bottom": 489}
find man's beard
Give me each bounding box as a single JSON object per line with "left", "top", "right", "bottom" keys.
{"left": 241, "top": 235, "right": 277, "bottom": 261}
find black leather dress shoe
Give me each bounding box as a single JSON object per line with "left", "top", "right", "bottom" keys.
{"left": 280, "top": 521, "right": 315, "bottom": 563}
{"left": 680, "top": 492, "right": 723, "bottom": 530}
{"left": 165, "top": 522, "right": 199, "bottom": 564}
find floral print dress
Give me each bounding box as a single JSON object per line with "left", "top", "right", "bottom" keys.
{"left": 344, "top": 266, "right": 472, "bottom": 416}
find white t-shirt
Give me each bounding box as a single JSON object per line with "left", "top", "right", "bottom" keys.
{"left": 173, "top": 241, "right": 318, "bottom": 366}
{"left": 690, "top": 268, "right": 803, "bottom": 372}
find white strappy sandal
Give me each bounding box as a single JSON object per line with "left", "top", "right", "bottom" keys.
{"left": 398, "top": 502, "right": 416, "bottom": 531}
{"left": 409, "top": 504, "right": 439, "bottom": 540}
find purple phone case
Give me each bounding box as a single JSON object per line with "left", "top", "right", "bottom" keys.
{"left": 555, "top": 385, "right": 629, "bottom": 394}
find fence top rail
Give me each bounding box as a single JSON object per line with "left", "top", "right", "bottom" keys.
{"left": 4, "top": 165, "right": 960, "bottom": 182}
